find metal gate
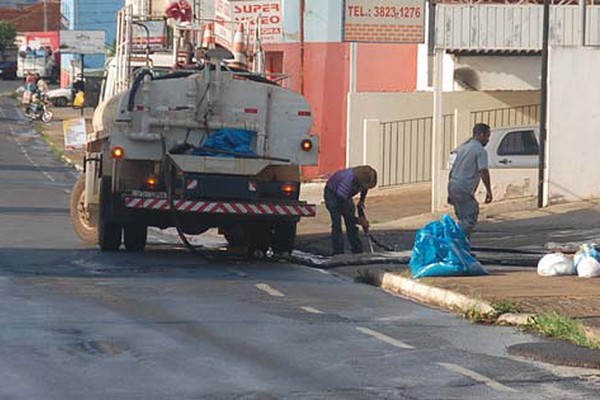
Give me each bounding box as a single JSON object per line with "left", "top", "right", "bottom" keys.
{"left": 380, "top": 115, "right": 455, "bottom": 188}
{"left": 471, "top": 104, "right": 540, "bottom": 128}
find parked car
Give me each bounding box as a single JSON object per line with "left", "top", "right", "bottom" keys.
{"left": 486, "top": 125, "right": 539, "bottom": 168}
{"left": 450, "top": 125, "right": 539, "bottom": 169}
{"left": 0, "top": 61, "right": 17, "bottom": 80}
{"left": 46, "top": 86, "right": 74, "bottom": 107}
{"left": 47, "top": 77, "right": 103, "bottom": 107}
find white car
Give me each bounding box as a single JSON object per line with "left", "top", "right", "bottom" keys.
{"left": 450, "top": 125, "right": 539, "bottom": 169}
{"left": 486, "top": 125, "right": 539, "bottom": 168}
{"left": 46, "top": 87, "right": 73, "bottom": 107}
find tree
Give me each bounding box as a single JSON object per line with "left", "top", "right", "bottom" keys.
{"left": 0, "top": 21, "right": 16, "bottom": 51}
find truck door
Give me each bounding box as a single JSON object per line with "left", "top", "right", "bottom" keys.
{"left": 489, "top": 128, "right": 539, "bottom": 168}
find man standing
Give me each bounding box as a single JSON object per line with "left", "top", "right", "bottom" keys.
{"left": 448, "top": 123, "right": 493, "bottom": 239}
{"left": 324, "top": 165, "right": 377, "bottom": 255}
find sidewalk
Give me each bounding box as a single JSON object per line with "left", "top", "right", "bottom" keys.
{"left": 35, "top": 102, "right": 600, "bottom": 366}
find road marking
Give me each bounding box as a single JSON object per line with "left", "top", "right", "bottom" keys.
{"left": 438, "top": 362, "right": 518, "bottom": 393}
{"left": 356, "top": 327, "right": 414, "bottom": 350}
{"left": 300, "top": 306, "right": 323, "bottom": 314}
{"left": 255, "top": 283, "right": 285, "bottom": 297}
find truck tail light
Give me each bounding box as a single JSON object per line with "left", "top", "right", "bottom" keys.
{"left": 145, "top": 176, "right": 158, "bottom": 189}
{"left": 281, "top": 182, "right": 296, "bottom": 197}
{"left": 301, "top": 139, "right": 313, "bottom": 152}
{"left": 112, "top": 146, "right": 125, "bottom": 159}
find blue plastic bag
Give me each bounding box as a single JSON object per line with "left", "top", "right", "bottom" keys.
{"left": 409, "top": 214, "right": 487, "bottom": 278}
{"left": 193, "top": 128, "right": 257, "bottom": 157}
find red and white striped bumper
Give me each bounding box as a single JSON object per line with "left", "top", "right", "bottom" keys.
{"left": 123, "top": 196, "right": 316, "bottom": 217}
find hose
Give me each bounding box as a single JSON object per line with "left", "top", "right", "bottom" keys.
{"left": 127, "top": 69, "right": 154, "bottom": 112}
{"left": 160, "top": 133, "right": 213, "bottom": 260}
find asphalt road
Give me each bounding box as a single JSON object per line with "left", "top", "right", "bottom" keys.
{"left": 0, "top": 87, "right": 599, "bottom": 399}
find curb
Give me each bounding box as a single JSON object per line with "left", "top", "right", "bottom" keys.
{"left": 375, "top": 271, "right": 600, "bottom": 348}
{"left": 375, "top": 271, "right": 496, "bottom": 316}
{"left": 61, "top": 154, "right": 83, "bottom": 173}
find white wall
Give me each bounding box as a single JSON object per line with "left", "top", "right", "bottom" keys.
{"left": 454, "top": 56, "right": 541, "bottom": 91}
{"left": 547, "top": 47, "right": 600, "bottom": 203}
{"left": 349, "top": 90, "right": 541, "bottom": 210}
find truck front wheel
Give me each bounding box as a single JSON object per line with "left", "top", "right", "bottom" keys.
{"left": 98, "top": 177, "right": 122, "bottom": 251}
{"left": 70, "top": 176, "right": 98, "bottom": 244}
{"left": 124, "top": 223, "right": 147, "bottom": 252}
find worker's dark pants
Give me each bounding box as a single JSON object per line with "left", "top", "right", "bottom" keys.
{"left": 448, "top": 185, "right": 479, "bottom": 239}
{"left": 324, "top": 188, "right": 363, "bottom": 255}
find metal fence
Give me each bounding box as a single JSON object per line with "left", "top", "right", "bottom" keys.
{"left": 471, "top": 104, "right": 540, "bottom": 128}
{"left": 380, "top": 115, "right": 455, "bottom": 188}
{"left": 378, "top": 104, "right": 539, "bottom": 188}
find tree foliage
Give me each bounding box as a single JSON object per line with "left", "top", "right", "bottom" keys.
{"left": 0, "top": 21, "right": 16, "bottom": 51}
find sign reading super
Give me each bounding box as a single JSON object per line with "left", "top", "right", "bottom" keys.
{"left": 343, "top": 0, "right": 425, "bottom": 43}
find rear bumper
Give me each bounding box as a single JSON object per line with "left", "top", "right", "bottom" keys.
{"left": 123, "top": 196, "right": 316, "bottom": 217}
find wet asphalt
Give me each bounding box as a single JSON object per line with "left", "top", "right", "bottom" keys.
{"left": 0, "top": 86, "right": 599, "bottom": 398}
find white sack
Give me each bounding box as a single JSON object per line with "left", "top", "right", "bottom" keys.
{"left": 576, "top": 256, "right": 600, "bottom": 278}
{"left": 537, "top": 253, "right": 574, "bottom": 277}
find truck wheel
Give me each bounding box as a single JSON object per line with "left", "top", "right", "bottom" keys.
{"left": 70, "top": 176, "right": 98, "bottom": 244}
{"left": 98, "top": 177, "right": 122, "bottom": 251}
{"left": 273, "top": 221, "right": 297, "bottom": 254}
{"left": 124, "top": 224, "right": 147, "bottom": 252}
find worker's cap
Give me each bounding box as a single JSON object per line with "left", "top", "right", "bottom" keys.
{"left": 354, "top": 165, "right": 377, "bottom": 189}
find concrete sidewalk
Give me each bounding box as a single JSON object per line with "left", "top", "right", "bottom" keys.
{"left": 31, "top": 100, "right": 600, "bottom": 366}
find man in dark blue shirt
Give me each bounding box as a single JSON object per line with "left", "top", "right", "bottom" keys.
{"left": 324, "top": 165, "right": 377, "bottom": 255}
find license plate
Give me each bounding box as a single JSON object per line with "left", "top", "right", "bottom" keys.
{"left": 131, "top": 190, "right": 167, "bottom": 199}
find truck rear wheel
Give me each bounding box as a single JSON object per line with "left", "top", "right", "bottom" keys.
{"left": 70, "top": 176, "right": 98, "bottom": 244}
{"left": 124, "top": 223, "right": 147, "bottom": 252}
{"left": 273, "top": 221, "right": 297, "bottom": 254}
{"left": 98, "top": 177, "right": 122, "bottom": 251}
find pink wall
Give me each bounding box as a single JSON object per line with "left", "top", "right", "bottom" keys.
{"left": 263, "top": 42, "right": 418, "bottom": 180}
{"left": 357, "top": 44, "right": 417, "bottom": 92}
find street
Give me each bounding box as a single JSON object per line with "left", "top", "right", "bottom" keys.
{"left": 0, "top": 89, "right": 598, "bottom": 399}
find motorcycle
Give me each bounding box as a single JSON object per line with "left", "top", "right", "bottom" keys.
{"left": 25, "top": 91, "right": 53, "bottom": 123}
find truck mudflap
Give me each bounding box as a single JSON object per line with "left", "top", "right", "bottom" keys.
{"left": 123, "top": 195, "right": 316, "bottom": 217}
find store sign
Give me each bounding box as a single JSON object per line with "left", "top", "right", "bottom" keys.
{"left": 26, "top": 32, "right": 60, "bottom": 50}
{"left": 60, "top": 31, "right": 106, "bottom": 54}
{"left": 343, "top": 0, "right": 425, "bottom": 43}
{"left": 215, "top": 0, "right": 283, "bottom": 45}
{"left": 132, "top": 20, "right": 167, "bottom": 51}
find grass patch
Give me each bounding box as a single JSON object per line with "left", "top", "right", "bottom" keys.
{"left": 491, "top": 298, "right": 521, "bottom": 315}
{"left": 38, "top": 128, "right": 66, "bottom": 161}
{"left": 525, "top": 312, "right": 599, "bottom": 349}
{"left": 459, "top": 302, "right": 495, "bottom": 324}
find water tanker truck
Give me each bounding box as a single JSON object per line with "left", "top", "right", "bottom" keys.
{"left": 69, "top": 6, "right": 318, "bottom": 254}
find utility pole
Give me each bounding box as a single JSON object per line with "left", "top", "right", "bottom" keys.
{"left": 538, "top": 0, "right": 550, "bottom": 208}
{"left": 43, "top": 0, "right": 48, "bottom": 32}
